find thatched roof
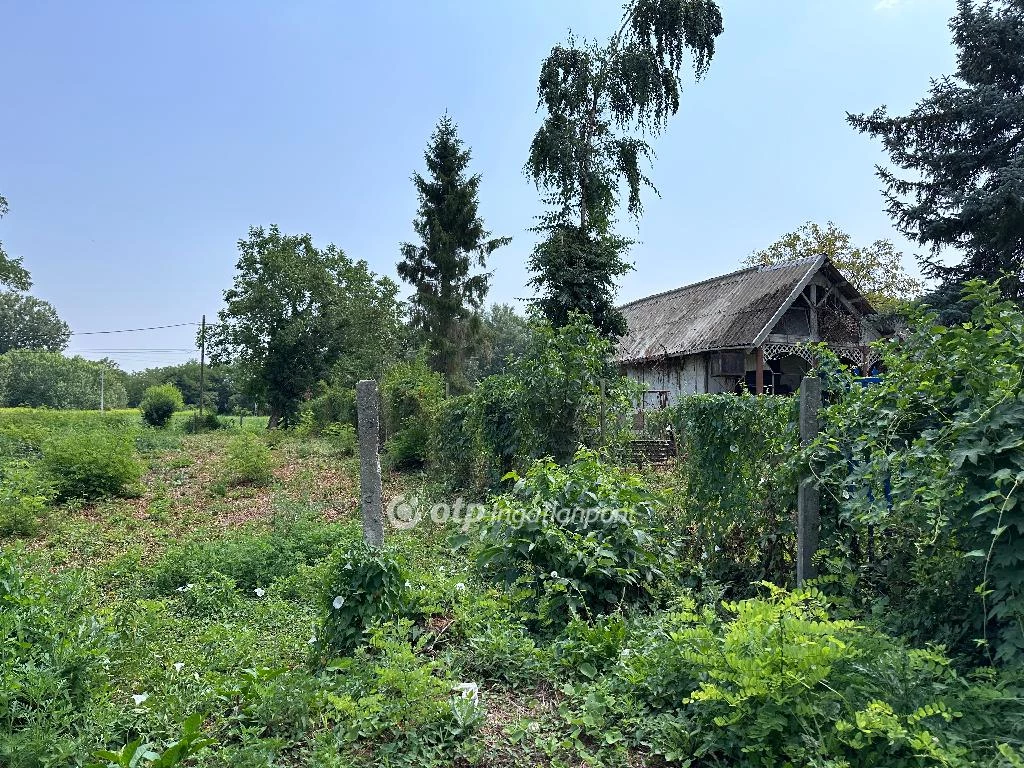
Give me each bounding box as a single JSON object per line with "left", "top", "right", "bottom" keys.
{"left": 614, "top": 255, "right": 872, "bottom": 364}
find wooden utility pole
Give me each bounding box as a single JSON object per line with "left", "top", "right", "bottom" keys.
{"left": 797, "top": 375, "right": 822, "bottom": 585}
{"left": 198, "top": 315, "right": 207, "bottom": 418}
{"left": 755, "top": 346, "right": 765, "bottom": 395}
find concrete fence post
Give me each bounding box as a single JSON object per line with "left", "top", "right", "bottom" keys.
{"left": 356, "top": 380, "right": 384, "bottom": 548}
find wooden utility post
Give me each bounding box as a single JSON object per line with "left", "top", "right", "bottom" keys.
{"left": 755, "top": 346, "right": 765, "bottom": 395}
{"left": 356, "top": 380, "right": 384, "bottom": 548}
{"left": 797, "top": 375, "right": 822, "bottom": 585}
{"left": 198, "top": 315, "right": 206, "bottom": 418}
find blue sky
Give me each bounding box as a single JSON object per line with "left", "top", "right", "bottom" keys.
{"left": 1, "top": 0, "right": 957, "bottom": 370}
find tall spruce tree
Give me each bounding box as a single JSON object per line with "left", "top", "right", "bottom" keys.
{"left": 526, "top": 0, "right": 723, "bottom": 337}
{"left": 398, "top": 116, "right": 510, "bottom": 390}
{"left": 848, "top": 0, "right": 1024, "bottom": 304}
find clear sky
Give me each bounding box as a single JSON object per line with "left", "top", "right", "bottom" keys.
{"left": 1, "top": 0, "right": 958, "bottom": 370}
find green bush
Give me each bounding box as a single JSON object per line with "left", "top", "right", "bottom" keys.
{"left": 312, "top": 543, "right": 407, "bottom": 660}
{"left": 809, "top": 282, "right": 1024, "bottom": 662}
{"left": 41, "top": 428, "right": 143, "bottom": 501}
{"left": 476, "top": 449, "right": 664, "bottom": 625}
{"left": 322, "top": 422, "right": 356, "bottom": 456}
{"left": 222, "top": 432, "right": 273, "bottom": 486}
{"left": 0, "top": 461, "right": 53, "bottom": 537}
{"left": 382, "top": 357, "right": 445, "bottom": 468}
{"left": 296, "top": 385, "right": 356, "bottom": 436}
{"left": 149, "top": 513, "right": 356, "bottom": 595}
{"left": 0, "top": 551, "right": 114, "bottom": 765}
{"left": 139, "top": 383, "right": 184, "bottom": 427}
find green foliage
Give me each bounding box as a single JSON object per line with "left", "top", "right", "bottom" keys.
{"left": 398, "top": 116, "right": 510, "bottom": 389}
{"left": 809, "top": 282, "right": 1024, "bottom": 662}
{"left": 0, "top": 351, "right": 127, "bottom": 409}
{"left": 848, "top": 0, "right": 1024, "bottom": 302}
{"left": 432, "top": 314, "right": 636, "bottom": 488}
{"left": 140, "top": 384, "right": 185, "bottom": 428}
{"left": 0, "top": 290, "right": 71, "bottom": 354}
{"left": 296, "top": 384, "right": 355, "bottom": 436}
{"left": 0, "top": 551, "right": 114, "bottom": 766}
{"left": 208, "top": 225, "right": 402, "bottom": 428}
{"left": 383, "top": 356, "right": 445, "bottom": 468}
{"left": 42, "top": 427, "right": 143, "bottom": 501}
{"left": 149, "top": 513, "right": 357, "bottom": 595}
{"left": 222, "top": 432, "right": 273, "bottom": 486}
{"left": 745, "top": 221, "right": 924, "bottom": 313}
{"left": 653, "top": 392, "right": 798, "bottom": 587}
{"left": 89, "top": 713, "right": 214, "bottom": 768}
{"left": 467, "top": 303, "right": 532, "bottom": 381}
{"left": 0, "top": 194, "right": 32, "bottom": 292}
{"left": 0, "top": 460, "right": 53, "bottom": 536}
{"left": 477, "top": 450, "right": 664, "bottom": 625}
{"left": 312, "top": 544, "right": 407, "bottom": 660}
{"left": 527, "top": 0, "right": 723, "bottom": 335}
{"left": 125, "top": 361, "right": 241, "bottom": 412}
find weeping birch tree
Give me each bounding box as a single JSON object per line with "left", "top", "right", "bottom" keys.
{"left": 526, "top": 0, "right": 724, "bottom": 337}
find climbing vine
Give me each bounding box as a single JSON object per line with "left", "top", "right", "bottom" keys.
{"left": 808, "top": 282, "right": 1024, "bottom": 663}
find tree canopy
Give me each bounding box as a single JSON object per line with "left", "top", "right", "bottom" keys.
{"left": 398, "top": 116, "right": 509, "bottom": 390}
{"left": 209, "top": 225, "right": 402, "bottom": 428}
{"left": 0, "top": 195, "right": 32, "bottom": 292}
{"left": 0, "top": 291, "right": 71, "bottom": 354}
{"left": 848, "top": 0, "right": 1024, "bottom": 302}
{"left": 526, "top": 0, "right": 723, "bottom": 337}
{"left": 744, "top": 221, "right": 924, "bottom": 314}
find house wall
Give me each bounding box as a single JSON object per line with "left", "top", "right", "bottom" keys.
{"left": 623, "top": 354, "right": 709, "bottom": 404}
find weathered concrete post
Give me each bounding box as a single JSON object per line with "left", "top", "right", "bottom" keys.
{"left": 356, "top": 380, "right": 384, "bottom": 548}
{"left": 797, "top": 375, "right": 822, "bottom": 585}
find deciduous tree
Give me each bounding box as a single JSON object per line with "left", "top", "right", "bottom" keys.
{"left": 0, "top": 291, "right": 71, "bottom": 353}
{"left": 744, "top": 221, "right": 924, "bottom": 313}
{"left": 526, "top": 0, "right": 723, "bottom": 337}
{"left": 209, "top": 226, "right": 402, "bottom": 428}
{"left": 848, "top": 0, "right": 1024, "bottom": 303}
{"left": 398, "top": 117, "right": 509, "bottom": 391}
{"left": 0, "top": 194, "right": 32, "bottom": 291}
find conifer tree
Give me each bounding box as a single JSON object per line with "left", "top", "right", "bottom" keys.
{"left": 398, "top": 116, "right": 510, "bottom": 389}
{"left": 848, "top": 0, "right": 1024, "bottom": 304}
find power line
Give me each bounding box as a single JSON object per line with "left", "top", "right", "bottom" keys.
{"left": 70, "top": 321, "right": 218, "bottom": 336}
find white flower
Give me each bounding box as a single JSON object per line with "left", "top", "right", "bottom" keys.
{"left": 620, "top": 648, "right": 631, "bottom": 657}
{"left": 131, "top": 693, "right": 149, "bottom": 706}
{"left": 404, "top": 581, "right": 412, "bottom": 589}
{"left": 550, "top": 571, "right": 558, "bottom": 578}
{"left": 332, "top": 595, "right": 345, "bottom": 610}
{"left": 308, "top": 635, "right": 317, "bottom": 645}
{"left": 420, "top": 585, "right": 426, "bottom": 591}
{"left": 453, "top": 681, "right": 479, "bottom": 704}
{"left": 455, "top": 582, "right": 466, "bottom": 592}
{"left": 254, "top": 587, "right": 266, "bottom": 598}
{"left": 173, "top": 662, "right": 184, "bottom": 673}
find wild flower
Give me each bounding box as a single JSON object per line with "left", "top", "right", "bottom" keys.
{"left": 173, "top": 662, "right": 184, "bottom": 673}
{"left": 333, "top": 595, "right": 345, "bottom": 609}
{"left": 455, "top": 582, "right": 466, "bottom": 591}
{"left": 254, "top": 587, "right": 266, "bottom": 598}
{"left": 131, "top": 693, "right": 149, "bottom": 706}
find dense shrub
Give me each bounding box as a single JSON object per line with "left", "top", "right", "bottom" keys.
{"left": 149, "top": 513, "right": 356, "bottom": 595}
{"left": 651, "top": 392, "right": 799, "bottom": 589}
{"left": 41, "top": 428, "right": 142, "bottom": 500}
{"left": 382, "top": 357, "right": 445, "bottom": 468}
{"left": 312, "top": 543, "right": 407, "bottom": 660}
{"left": 557, "top": 586, "right": 1024, "bottom": 767}
{"left": 222, "top": 431, "right": 273, "bottom": 486}
{"left": 322, "top": 422, "right": 357, "bottom": 456}
{"left": 476, "top": 449, "right": 664, "bottom": 625}
{"left": 430, "top": 395, "right": 480, "bottom": 489}
{"left": 0, "top": 460, "right": 53, "bottom": 536}
{"left": 809, "top": 282, "right": 1024, "bottom": 663}
{"left": 0, "top": 551, "right": 114, "bottom": 765}
{"left": 139, "top": 383, "right": 184, "bottom": 427}
{"left": 296, "top": 385, "right": 356, "bottom": 436}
